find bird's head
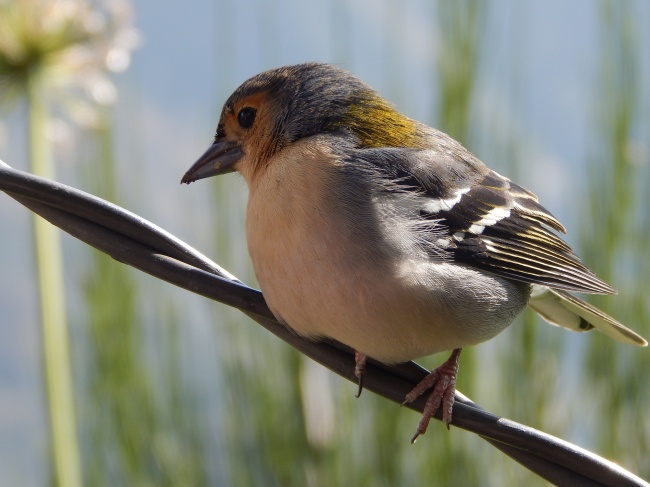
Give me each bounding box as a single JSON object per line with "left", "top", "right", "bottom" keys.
{"left": 181, "top": 62, "right": 428, "bottom": 184}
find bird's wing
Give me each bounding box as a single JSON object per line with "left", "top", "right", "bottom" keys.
{"left": 365, "top": 146, "right": 615, "bottom": 295}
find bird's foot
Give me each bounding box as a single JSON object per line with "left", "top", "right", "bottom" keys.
{"left": 354, "top": 351, "right": 367, "bottom": 398}
{"left": 402, "top": 348, "right": 462, "bottom": 443}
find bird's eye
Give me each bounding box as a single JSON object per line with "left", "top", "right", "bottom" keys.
{"left": 237, "top": 107, "right": 257, "bottom": 129}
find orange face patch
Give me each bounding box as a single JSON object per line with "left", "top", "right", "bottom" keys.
{"left": 217, "top": 91, "right": 270, "bottom": 147}
{"left": 217, "top": 90, "right": 285, "bottom": 177}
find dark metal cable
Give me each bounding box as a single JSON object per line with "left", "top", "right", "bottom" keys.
{"left": 0, "top": 161, "right": 647, "bottom": 487}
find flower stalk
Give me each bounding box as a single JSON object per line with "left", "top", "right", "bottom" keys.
{"left": 26, "top": 65, "right": 82, "bottom": 487}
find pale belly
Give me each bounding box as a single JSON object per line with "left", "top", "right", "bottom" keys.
{"left": 246, "top": 196, "right": 527, "bottom": 363}
{"left": 243, "top": 143, "right": 529, "bottom": 364}
{"left": 251, "top": 245, "right": 526, "bottom": 363}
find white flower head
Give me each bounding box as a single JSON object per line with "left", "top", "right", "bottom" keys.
{"left": 0, "top": 0, "right": 140, "bottom": 128}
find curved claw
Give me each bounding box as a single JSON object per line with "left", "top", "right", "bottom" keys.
{"left": 403, "top": 348, "right": 462, "bottom": 441}
{"left": 354, "top": 351, "right": 367, "bottom": 398}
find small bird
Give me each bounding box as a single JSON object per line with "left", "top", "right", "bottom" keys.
{"left": 181, "top": 63, "right": 647, "bottom": 441}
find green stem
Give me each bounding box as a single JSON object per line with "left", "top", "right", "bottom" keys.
{"left": 27, "top": 69, "right": 82, "bottom": 487}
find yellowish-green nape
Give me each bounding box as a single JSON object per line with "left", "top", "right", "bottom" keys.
{"left": 335, "top": 94, "right": 429, "bottom": 149}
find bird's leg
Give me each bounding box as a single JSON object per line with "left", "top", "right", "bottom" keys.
{"left": 403, "top": 348, "right": 462, "bottom": 442}
{"left": 354, "top": 351, "right": 367, "bottom": 398}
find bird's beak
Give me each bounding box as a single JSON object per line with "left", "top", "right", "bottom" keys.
{"left": 181, "top": 140, "right": 243, "bottom": 184}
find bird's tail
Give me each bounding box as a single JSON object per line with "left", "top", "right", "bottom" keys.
{"left": 528, "top": 286, "right": 647, "bottom": 346}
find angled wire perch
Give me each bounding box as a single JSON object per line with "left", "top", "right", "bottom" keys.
{"left": 0, "top": 160, "right": 647, "bottom": 487}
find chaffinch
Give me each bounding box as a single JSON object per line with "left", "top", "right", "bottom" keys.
{"left": 181, "top": 63, "right": 646, "bottom": 441}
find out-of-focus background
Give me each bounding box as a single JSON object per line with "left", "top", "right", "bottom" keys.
{"left": 1, "top": 1, "right": 649, "bottom": 486}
